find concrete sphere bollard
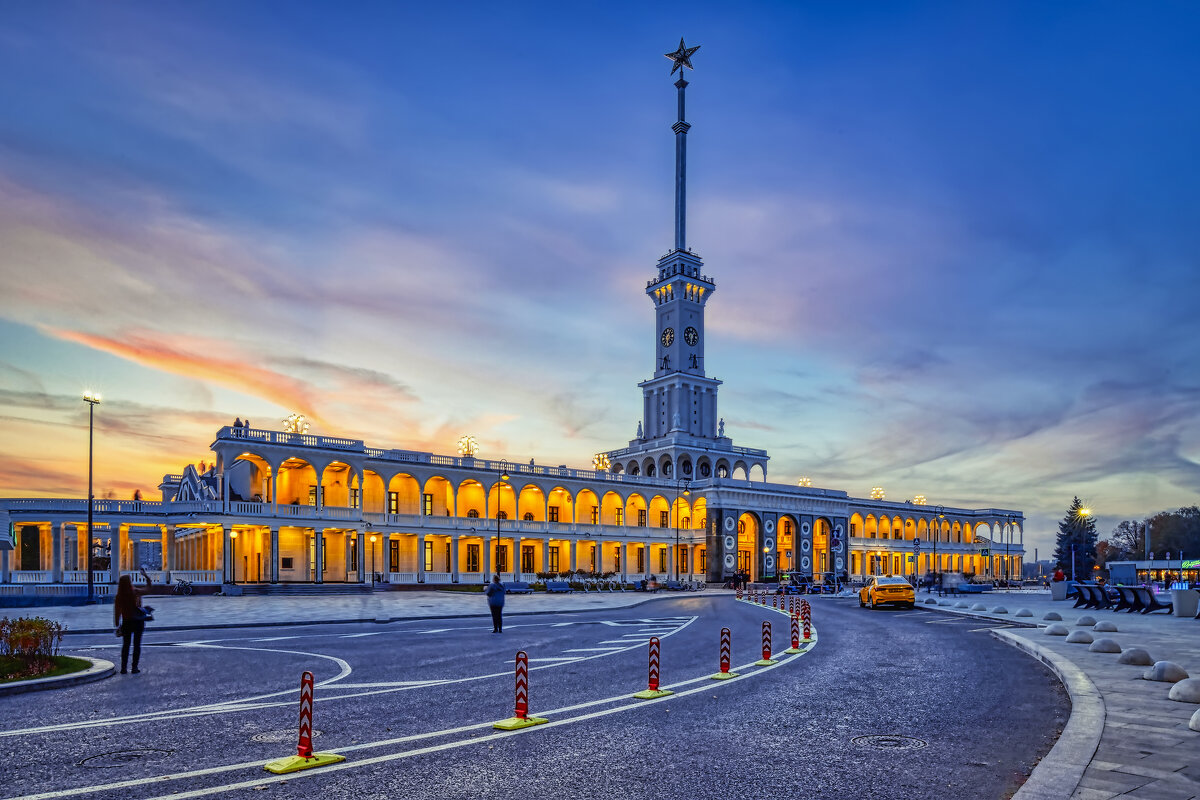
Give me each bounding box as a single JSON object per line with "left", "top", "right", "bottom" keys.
{"left": 1065, "top": 630, "right": 1094, "bottom": 644}
{"left": 971, "top": 603, "right": 988, "bottom": 611}
{"left": 1191, "top": 708, "right": 1200, "bottom": 733}
{"left": 1045, "top": 624, "right": 1069, "bottom": 636}
{"left": 925, "top": 598, "right": 938, "bottom": 605}
{"left": 991, "top": 606, "right": 1009, "bottom": 614}
{"left": 1043, "top": 612, "right": 1062, "bottom": 621}
{"left": 1088, "top": 638, "right": 1121, "bottom": 653}
{"left": 1117, "top": 647, "right": 1153, "bottom": 666}
{"left": 1167, "top": 678, "right": 1200, "bottom": 703}
{"left": 1015, "top": 608, "right": 1033, "bottom": 617}
{"left": 1143, "top": 661, "right": 1189, "bottom": 683}
{"left": 1076, "top": 615, "right": 1097, "bottom": 626}
{"left": 955, "top": 602, "right": 969, "bottom": 609}
{"left": 1092, "top": 621, "right": 1118, "bottom": 633}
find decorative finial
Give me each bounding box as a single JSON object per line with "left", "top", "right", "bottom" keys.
{"left": 664, "top": 38, "right": 700, "bottom": 75}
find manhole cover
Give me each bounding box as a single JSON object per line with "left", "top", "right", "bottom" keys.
{"left": 251, "top": 729, "right": 322, "bottom": 743}
{"left": 851, "top": 734, "right": 927, "bottom": 750}
{"left": 80, "top": 748, "right": 174, "bottom": 768}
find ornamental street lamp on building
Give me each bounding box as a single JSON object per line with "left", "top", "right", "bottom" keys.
{"left": 82, "top": 391, "right": 101, "bottom": 604}
{"left": 674, "top": 480, "right": 690, "bottom": 581}
{"left": 369, "top": 533, "right": 377, "bottom": 587}
{"left": 934, "top": 505, "right": 945, "bottom": 579}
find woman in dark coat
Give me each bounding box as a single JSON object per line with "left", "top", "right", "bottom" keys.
{"left": 113, "top": 574, "right": 151, "bottom": 674}
{"left": 485, "top": 575, "right": 506, "bottom": 633}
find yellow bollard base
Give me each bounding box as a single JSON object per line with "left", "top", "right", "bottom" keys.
{"left": 632, "top": 688, "right": 675, "bottom": 699}
{"left": 709, "top": 671, "right": 739, "bottom": 680}
{"left": 755, "top": 658, "right": 778, "bottom": 666}
{"left": 784, "top": 647, "right": 802, "bottom": 654}
{"left": 493, "top": 715, "right": 549, "bottom": 730}
{"left": 263, "top": 752, "right": 346, "bottom": 775}
{"left": 801, "top": 637, "right": 814, "bottom": 643}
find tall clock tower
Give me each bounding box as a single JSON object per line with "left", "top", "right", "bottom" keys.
{"left": 603, "top": 40, "right": 768, "bottom": 484}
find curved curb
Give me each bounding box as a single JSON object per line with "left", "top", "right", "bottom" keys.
{"left": 991, "top": 629, "right": 1104, "bottom": 800}
{"left": 0, "top": 656, "right": 114, "bottom": 696}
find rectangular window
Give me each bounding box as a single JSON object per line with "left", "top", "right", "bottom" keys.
{"left": 423, "top": 540, "right": 433, "bottom": 571}
{"left": 615, "top": 508, "right": 624, "bottom": 526}
{"left": 680, "top": 547, "right": 689, "bottom": 573}
{"left": 497, "top": 545, "right": 509, "bottom": 573}
{"left": 659, "top": 510, "right": 669, "bottom": 528}
{"left": 614, "top": 547, "right": 621, "bottom": 572}
{"left": 637, "top": 548, "right": 645, "bottom": 573}
{"left": 349, "top": 537, "right": 358, "bottom": 571}
{"left": 445, "top": 542, "right": 451, "bottom": 572}
{"left": 637, "top": 509, "right": 647, "bottom": 527}
{"left": 589, "top": 545, "right": 597, "bottom": 571}
{"left": 658, "top": 549, "right": 667, "bottom": 573}
{"left": 308, "top": 485, "right": 317, "bottom": 507}
{"left": 549, "top": 546, "right": 559, "bottom": 572}
{"left": 422, "top": 493, "right": 433, "bottom": 516}
{"left": 548, "top": 507, "right": 559, "bottom": 523}
{"left": 699, "top": 548, "right": 706, "bottom": 572}
{"left": 282, "top": 557, "right": 294, "bottom": 570}
{"left": 521, "top": 545, "right": 535, "bottom": 573}
{"left": 388, "top": 492, "right": 399, "bottom": 515}
{"left": 389, "top": 540, "right": 399, "bottom": 572}
{"left": 466, "top": 544, "right": 480, "bottom": 573}
{"left": 591, "top": 507, "right": 599, "bottom": 525}
{"left": 783, "top": 521, "right": 792, "bottom": 535}
{"left": 850, "top": 522, "right": 858, "bottom": 537}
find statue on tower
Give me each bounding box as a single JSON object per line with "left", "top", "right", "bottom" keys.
{"left": 637, "top": 421, "right": 644, "bottom": 440}
{"left": 718, "top": 418, "right": 725, "bottom": 437}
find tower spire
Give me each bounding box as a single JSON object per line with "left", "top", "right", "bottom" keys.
{"left": 664, "top": 38, "right": 700, "bottom": 253}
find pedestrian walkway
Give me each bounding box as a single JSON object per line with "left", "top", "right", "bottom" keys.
{"left": 916, "top": 588, "right": 1200, "bottom": 800}
{"left": 1, "top": 588, "right": 719, "bottom": 634}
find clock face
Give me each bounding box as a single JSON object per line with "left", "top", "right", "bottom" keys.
{"left": 660, "top": 327, "right": 675, "bottom": 347}
{"left": 684, "top": 326, "right": 699, "bottom": 346}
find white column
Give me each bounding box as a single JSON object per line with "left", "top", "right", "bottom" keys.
{"left": 644, "top": 541, "right": 652, "bottom": 578}
{"left": 163, "top": 524, "right": 175, "bottom": 582}
{"left": 52, "top": 522, "right": 63, "bottom": 583}
{"left": 109, "top": 527, "right": 122, "bottom": 585}
{"left": 569, "top": 540, "right": 577, "bottom": 572}
{"left": 619, "top": 542, "right": 628, "bottom": 582}
{"left": 417, "top": 534, "right": 426, "bottom": 583}
{"left": 0, "top": 548, "right": 8, "bottom": 583}
{"left": 271, "top": 471, "right": 278, "bottom": 516}
{"left": 222, "top": 526, "right": 233, "bottom": 583}
{"left": 356, "top": 531, "right": 366, "bottom": 582}
{"left": 269, "top": 528, "right": 280, "bottom": 583}
{"left": 483, "top": 535, "right": 493, "bottom": 581}
{"left": 541, "top": 538, "right": 550, "bottom": 575}
{"left": 451, "top": 535, "right": 460, "bottom": 583}
{"left": 313, "top": 529, "right": 323, "bottom": 584}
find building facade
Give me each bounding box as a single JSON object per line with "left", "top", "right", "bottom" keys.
{"left": 0, "top": 54, "right": 1024, "bottom": 598}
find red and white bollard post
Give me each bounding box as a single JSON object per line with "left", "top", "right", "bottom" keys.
{"left": 772, "top": 594, "right": 778, "bottom": 609}
{"left": 634, "top": 636, "right": 674, "bottom": 698}
{"left": 711, "top": 626, "right": 739, "bottom": 680}
{"left": 756, "top": 620, "right": 776, "bottom": 665}
{"left": 263, "top": 671, "right": 346, "bottom": 774}
{"left": 801, "top": 598, "right": 811, "bottom": 622}
{"left": 736, "top": 586, "right": 742, "bottom": 600}
{"left": 785, "top": 613, "right": 802, "bottom": 653}
{"left": 802, "top": 617, "right": 813, "bottom": 643}
{"left": 494, "top": 650, "right": 549, "bottom": 729}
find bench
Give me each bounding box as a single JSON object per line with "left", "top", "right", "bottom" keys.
{"left": 1112, "top": 586, "right": 1140, "bottom": 613}
{"left": 503, "top": 581, "right": 533, "bottom": 594}
{"left": 1132, "top": 586, "right": 1173, "bottom": 614}
{"left": 545, "top": 580, "right": 573, "bottom": 594}
{"left": 664, "top": 580, "right": 685, "bottom": 591}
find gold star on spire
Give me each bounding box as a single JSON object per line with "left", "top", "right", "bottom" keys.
{"left": 664, "top": 38, "right": 700, "bottom": 75}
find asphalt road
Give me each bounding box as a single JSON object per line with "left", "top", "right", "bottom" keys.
{"left": 2, "top": 595, "right": 1068, "bottom": 800}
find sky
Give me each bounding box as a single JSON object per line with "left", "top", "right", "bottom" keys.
{"left": 1, "top": 1, "right": 1198, "bottom": 560}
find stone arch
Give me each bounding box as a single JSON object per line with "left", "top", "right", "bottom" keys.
{"left": 229, "top": 453, "right": 272, "bottom": 503}
{"left": 715, "top": 459, "right": 731, "bottom": 479}
{"left": 890, "top": 516, "right": 904, "bottom": 540}
{"left": 779, "top": 513, "right": 799, "bottom": 572}
{"left": 678, "top": 454, "right": 693, "bottom": 479}
{"left": 737, "top": 511, "right": 761, "bottom": 581}
{"left": 601, "top": 490, "right": 624, "bottom": 525}
{"left": 642, "top": 458, "right": 657, "bottom": 478}
{"left": 456, "top": 479, "right": 486, "bottom": 518}
{"left": 517, "top": 484, "right": 545, "bottom": 522}
{"left": 696, "top": 456, "right": 712, "bottom": 479}
{"left": 625, "top": 493, "right": 648, "bottom": 527}
{"left": 576, "top": 488, "right": 599, "bottom": 525}
{"left": 749, "top": 463, "right": 767, "bottom": 482}
{"left": 647, "top": 495, "right": 671, "bottom": 529}
{"left": 276, "top": 457, "right": 318, "bottom": 506}
{"left": 670, "top": 494, "right": 692, "bottom": 528}
{"left": 904, "top": 518, "right": 916, "bottom": 541}
{"left": 658, "top": 454, "right": 674, "bottom": 478}
{"left": 952, "top": 521, "right": 963, "bottom": 543}
{"left": 422, "top": 475, "right": 454, "bottom": 516}
{"left": 690, "top": 497, "right": 707, "bottom": 529}
{"left": 386, "top": 473, "right": 420, "bottom": 514}
{"left": 864, "top": 514, "right": 878, "bottom": 539}
{"left": 626, "top": 461, "right": 640, "bottom": 476}
{"left": 548, "top": 486, "right": 573, "bottom": 524}
{"left": 732, "top": 461, "right": 749, "bottom": 480}
{"left": 360, "top": 469, "right": 385, "bottom": 512}
{"left": 849, "top": 513, "right": 865, "bottom": 538}
{"left": 489, "top": 478, "right": 517, "bottom": 520}
{"left": 813, "top": 517, "right": 834, "bottom": 577}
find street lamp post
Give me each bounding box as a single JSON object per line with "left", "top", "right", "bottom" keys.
{"left": 497, "top": 460, "right": 509, "bottom": 581}
{"left": 82, "top": 391, "right": 101, "bottom": 604}
{"left": 369, "top": 533, "right": 377, "bottom": 587}
{"left": 674, "top": 479, "right": 690, "bottom": 582}
{"left": 934, "top": 506, "right": 944, "bottom": 587}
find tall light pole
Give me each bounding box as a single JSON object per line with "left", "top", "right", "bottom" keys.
{"left": 934, "top": 506, "right": 944, "bottom": 583}
{"left": 229, "top": 529, "right": 239, "bottom": 583}
{"left": 369, "top": 533, "right": 377, "bottom": 587}
{"left": 674, "top": 479, "right": 690, "bottom": 581}
{"left": 497, "top": 460, "right": 509, "bottom": 579}
{"left": 82, "top": 391, "right": 101, "bottom": 604}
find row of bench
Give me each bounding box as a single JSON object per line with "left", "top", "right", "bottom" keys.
{"left": 1071, "top": 583, "right": 1195, "bottom": 616}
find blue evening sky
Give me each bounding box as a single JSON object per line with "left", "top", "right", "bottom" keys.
{"left": 1, "top": 1, "right": 1198, "bottom": 559}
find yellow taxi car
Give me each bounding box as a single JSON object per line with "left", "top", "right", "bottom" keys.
{"left": 859, "top": 575, "right": 916, "bottom": 609}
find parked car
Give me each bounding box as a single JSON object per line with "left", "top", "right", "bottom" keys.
{"left": 859, "top": 575, "right": 915, "bottom": 609}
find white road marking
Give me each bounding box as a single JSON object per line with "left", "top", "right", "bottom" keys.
{"left": 339, "top": 633, "right": 384, "bottom": 638}
{"left": 563, "top": 648, "right": 621, "bottom": 653}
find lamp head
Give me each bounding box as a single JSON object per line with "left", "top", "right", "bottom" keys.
{"left": 229, "top": 530, "right": 238, "bottom": 539}
{"left": 82, "top": 390, "right": 102, "bottom": 404}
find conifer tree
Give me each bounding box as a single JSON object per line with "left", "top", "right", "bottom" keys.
{"left": 1053, "top": 496, "right": 1097, "bottom": 580}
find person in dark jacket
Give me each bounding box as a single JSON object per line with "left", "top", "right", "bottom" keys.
{"left": 113, "top": 573, "right": 152, "bottom": 674}
{"left": 485, "top": 575, "right": 506, "bottom": 633}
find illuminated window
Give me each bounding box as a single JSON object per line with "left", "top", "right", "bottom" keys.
{"left": 549, "top": 507, "right": 559, "bottom": 522}
{"left": 521, "top": 545, "right": 535, "bottom": 573}
{"left": 549, "top": 546, "right": 559, "bottom": 572}
{"left": 738, "top": 520, "right": 746, "bottom": 535}
{"left": 614, "top": 547, "right": 621, "bottom": 571}
{"left": 699, "top": 548, "right": 706, "bottom": 571}
{"left": 423, "top": 540, "right": 433, "bottom": 571}
{"left": 783, "top": 520, "right": 792, "bottom": 536}
{"left": 658, "top": 549, "right": 667, "bottom": 573}
{"left": 349, "top": 537, "right": 357, "bottom": 570}
{"left": 389, "top": 540, "right": 399, "bottom": 572}
{"left": 660, "top": 510, "right": 669, "bottom": 528}
{"left": 467, "top": 509, "right": 479, "bottom": 518}
{"left": 523, "top": 512, "right": 535, "bottom": 521}
{"left": 591, "top": 507, "right": 599, "bottom": 524}
{"left": 680, "top": 548, "right": 689, "bottom": 573}
{"left": 422, "top": 494, "right": 433, "bottom": 516}
{"left": 350, "top": 488, "right": 359, "bottom": 508}
{"left": 615, "top": 508, "right": 624, "bottom": 526}
{"left": 466, "top": 544, "right": 480, "bottom": 572}
{"left": 638, "top": 509, "right": 647, "bottom": 527}
{"left": 497, "top": 545, "right": 508, "bottom": 573}
{"left": 637, "top": 548, "right": 645, "bottom": 572}
{"left": 387, "top": 492, "right": 398, "bottom": 515}
{"left": 590, "top": 545, "right": 597, "bottom": 571}
{"left": 308, "top": 486, "right": 317, "bottom": 507}
{"left": 497, "top": 511, "right": 508, "bottom": 520}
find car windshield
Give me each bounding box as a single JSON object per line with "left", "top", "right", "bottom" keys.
{"left": 877, "top": 577, "right": 909, "bottom": 585}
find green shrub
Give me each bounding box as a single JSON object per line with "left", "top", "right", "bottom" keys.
{"left": 0, "top": 616, "right": 66, "bottom": 676}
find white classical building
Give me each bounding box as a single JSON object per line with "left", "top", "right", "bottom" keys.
{"left": 0, "top": 54, "right": 1023, "bottom": 599}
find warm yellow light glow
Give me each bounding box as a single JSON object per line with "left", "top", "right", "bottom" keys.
{"left": 683, "top": 488, "right": 690, "bottom": 497}
{"left": 457, "top": 434, "right": 479, "bottom": 457}
{"left": 797, "top": 477, "right": 812, "bottom": 487}
{"left": 229, "top": 530, "right": 238, "bottom": 539}
{"left": 283, "top": 413, "right": 310, "bottom": 434}
{"left": 1079, "top": 507, "right": 1092, "bottom": 517}
{"left": 369, "top": 534, "right": 377, "bottom": 543}
{"left": 870, "top": 487, "right": 885, "bottom": 500}
{"left": 593, "top": 453, "right": 611, "bottom": 471}
{"left": 912, "top": 495, "right": 927, "bottom": 505}
{"left": 82, "top": 390, "right": 102, "bottom": 404}
{"left": 501, "top": 472, "right": 509, "bottom": 482}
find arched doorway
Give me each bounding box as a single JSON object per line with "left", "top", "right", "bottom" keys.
{"left": 737, "top": 512, "right": 760, "bottom": 581}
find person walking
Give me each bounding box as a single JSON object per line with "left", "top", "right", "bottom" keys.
{"left": 485, "top": 574, "right": 506, "bottom": 633}
{"left": 113, "top": 574, "right": 152, "bottom": 674}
